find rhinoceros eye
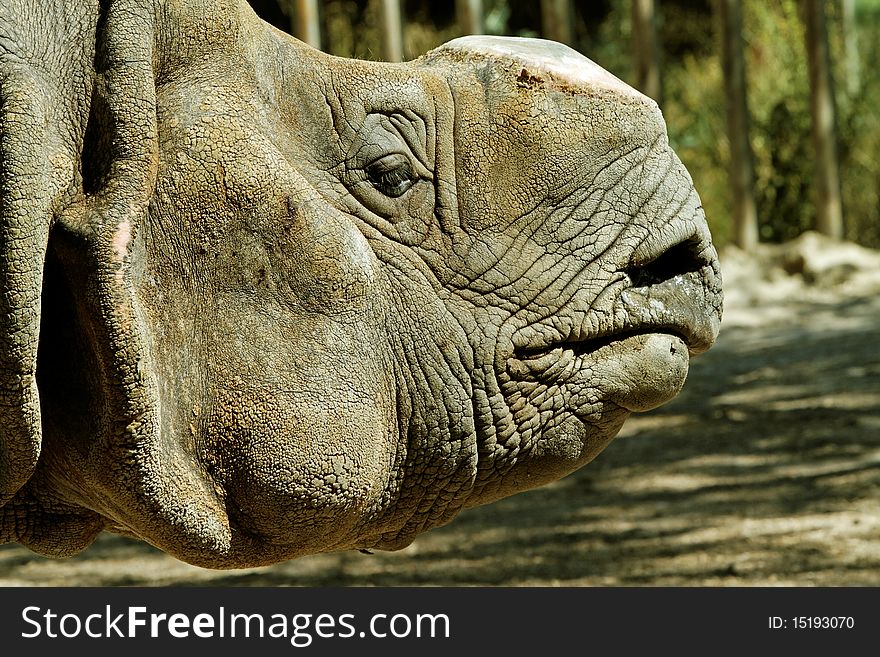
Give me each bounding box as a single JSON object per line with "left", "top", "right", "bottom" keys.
{"left": 364, "top": 153, "right": 416, "bottom": 197}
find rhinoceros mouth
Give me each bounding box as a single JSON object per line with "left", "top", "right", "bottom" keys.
{"left": 506, "top": 326, "right": 690, "bottom": 380}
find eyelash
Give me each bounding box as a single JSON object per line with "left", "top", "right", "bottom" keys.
{"left": 364, "top": 154, "right": 416, "bottom": 197}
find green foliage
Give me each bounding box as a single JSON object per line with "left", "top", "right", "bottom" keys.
{"left": 836, "top": 4, "right": 880, "bottom": 247}
{"left": 322, "top": 1, "right": 460, "bottom": 61}
{"left": 742, "top": 0, "right": 811, "bottom": 243}
{"left": 663, "top": 48, "right": 732, "bottom": 245}
{"left": 625, "top": 0, "right": 879, "bottom": 248}
{"left": 322, "top": 1, "right": 381, "bottom": 60}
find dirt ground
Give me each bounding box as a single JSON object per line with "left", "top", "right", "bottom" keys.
{"left": 2, "top": 232, "right": 878, "bottom": 586}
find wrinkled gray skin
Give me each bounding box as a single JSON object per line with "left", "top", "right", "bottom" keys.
{"left": 0, "top": 0, "right": 722, "bottom": 568}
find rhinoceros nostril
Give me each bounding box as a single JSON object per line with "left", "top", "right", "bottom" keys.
{"left": 625, "top": 236, "right": 707, "bottom": 288}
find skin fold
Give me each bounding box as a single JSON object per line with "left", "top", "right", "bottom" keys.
{"left": 0, "top": 0, "right": 722, "bottom": 568}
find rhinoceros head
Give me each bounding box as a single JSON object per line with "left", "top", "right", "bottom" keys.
{"left": 0, "top": 0, "right": 721, "bottom": 567}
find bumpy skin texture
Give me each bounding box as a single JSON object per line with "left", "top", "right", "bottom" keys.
{"left": 0, "top": 0, "right": 722, "bottom": 568}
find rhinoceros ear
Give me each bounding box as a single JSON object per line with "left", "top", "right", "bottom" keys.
{"left": 0, "top": 67, "right": 53, "bottom": 507}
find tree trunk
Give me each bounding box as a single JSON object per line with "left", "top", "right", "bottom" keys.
{"left": 842, "top": 0, "right": 860, "bottom": 97}
{"left": 803, "top": 0, "right": 844, "bottom": 239}
{"left": 718, "top": 0, "right": 759, "bottom": 251}
{"left": 291, "top": 0, "right": 321, "bottom": 50}
{"left": 380, "top": 0, "right": 405, "bottom": 62}
{"left": 541, "top": 0, "right": 573, "bottom": 46}
{"left": 632, "top": 0, "right": 662, "bottom": 106}
{"left": 457, "top": 0, "right": 484, "bottom": 35}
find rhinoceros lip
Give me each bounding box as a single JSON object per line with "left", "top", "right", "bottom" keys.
{"left": 506, "top": 326, "right": 689, "bottom": 379}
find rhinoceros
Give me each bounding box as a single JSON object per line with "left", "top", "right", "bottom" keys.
{"left": 0, "top": 0, "right": 722, "bottom": 568}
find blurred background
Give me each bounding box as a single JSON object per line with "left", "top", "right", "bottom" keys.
{"left": 249, "top": 0, "right": 880, "bottom": 253}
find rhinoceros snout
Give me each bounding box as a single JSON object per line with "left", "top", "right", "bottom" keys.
{"left": 623, "top": 230, "right": 722, "bottom": 356}
{"left": 418, "top": 34, "right": 723, "bottom": 500}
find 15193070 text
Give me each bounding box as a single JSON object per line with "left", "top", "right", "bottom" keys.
{"left": 768, "top": 616, "right": 855, "bottom": 630}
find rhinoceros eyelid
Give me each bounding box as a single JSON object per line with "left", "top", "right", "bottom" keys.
{"left": 364, "top": 153, "right": 417, "bottom": 198}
